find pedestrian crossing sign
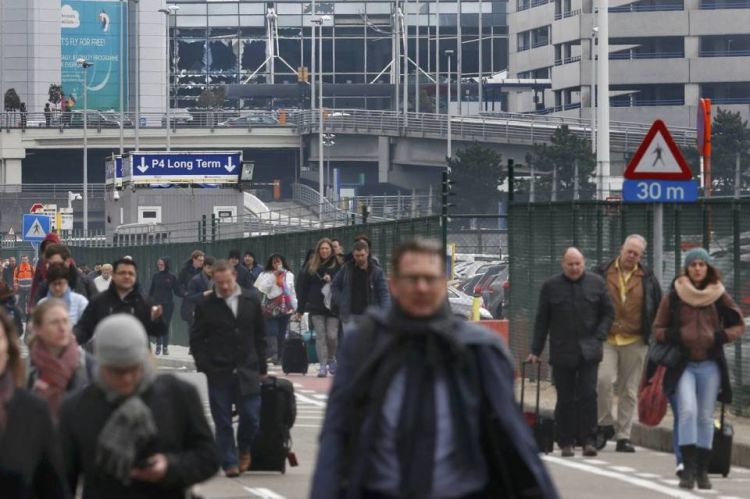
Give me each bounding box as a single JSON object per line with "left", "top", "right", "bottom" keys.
{"left": 22, "top": 214, "right": 51, "bottom": 242}
{"left": 624, "top": 120, "right": 693, "bottom": 181}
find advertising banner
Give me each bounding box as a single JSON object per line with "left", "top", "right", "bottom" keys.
{"left": 61, "top": 1, "right": 127, "bottom": 111}
{"left": 123, "top": 151, "right": 242, "bottom": 185}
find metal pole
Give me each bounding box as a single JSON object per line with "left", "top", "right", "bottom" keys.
{"left": 415, "top": 0, "right": 420, "bottom": 113}
{"left": 134, "top": 0, "right": 140, "bottom": 150}
{"left": 402, "top": 4, "right": 408, "bottom": 118}
{"left": 83, "top": 66, "right": 89, "bottom": 233}
{"left": 119, "top": 0, "right": 125, "bottom": 155}
{"left": 162, "top": 9, "right": 172, "bottom": 150}
{"left": 653, "top": 204, "right": 664, "bottom": 284}
{"left": 573, "top": 160, "right": 580, "bottom": 200}
{"left": 456, "top": 0, "right": 462, "bottom": 116}
{"left": 735, "top": 151, "right": 741, "bottom": 198}
{"left": 446, "top": 50, "right": 452, "bottom": 159}
{"left": 435, "top": 0, "right": 440, "bottom": 112}
{"left": 317, "top": 18, "right": 325, "bottom": 225}
{"left": 478, "top": 0, "right": 483, "bottom": 110}
{"left": 596, "top": 0, "right": 610, "bottom": 199}
{"left": 311, "top": 18, "right": 316, "bottom": 109}
{"left": 590, "top": 28, "right": 597, "bottom": 153}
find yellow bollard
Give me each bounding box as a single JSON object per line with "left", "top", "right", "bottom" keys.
{"left": 471, "top": 285, "right": 482, "bottom": 321}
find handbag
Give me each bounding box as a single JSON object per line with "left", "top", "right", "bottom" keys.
{"left": 648, "top": 341, "right": 681, "bottom": 368}
{"left": 321, "top": 282, "right": 333, "bottom": 311}
{"left": 638, "top": 365, "right": 668, "bottom": 426}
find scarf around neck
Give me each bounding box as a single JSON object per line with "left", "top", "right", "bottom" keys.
{"left": 30, "top": 338, "right": 81, "bottom": 418}
{"left": 674, "top": 275, "right": 725, "bottom": 308}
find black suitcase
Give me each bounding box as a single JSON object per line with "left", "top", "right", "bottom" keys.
{"left": 282, "top": 332, "right": 309, "bottom": 375}
{"left": 708, "top": 402, "right": 733, "bottom": 477}
{"left": 520, "top": 361, "right": 555, "bottom": 454}
{"left": 249, "top": 376, "right": 297, "bottom": 473}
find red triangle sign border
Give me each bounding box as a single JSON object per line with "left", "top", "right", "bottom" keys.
{"left": 623, "top": 119, "right": 693, "bottom": 181}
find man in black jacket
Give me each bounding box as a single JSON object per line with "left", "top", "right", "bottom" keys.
{"left": 60, "top": 314, "right": 219, "bottom": 499}
{"left": 190, "top": 260, "right": 267, "bottom": 478}
{"left": 228, "top": 249, "right": 253, "bottom": 290}
{"left": 75, "top": 258, "right": 166, "bottom": 345}
{"left": 182, "top": 256, "right": 215, "bottom": 324}
{"left": 528, "top": 247, "right": 615, "bottom": 458}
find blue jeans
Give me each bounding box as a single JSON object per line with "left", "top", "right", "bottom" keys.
{"left": 676, "top": 360, "right": 720, "bottom": 449}
{"left": 265, "top": 314, "right": 291, "bottom": 360}
{"left": 668, "top": 393, "right": 681, "bottom": 465}
{"left": 207, "top": 376, "right": 261, "bottom": 469}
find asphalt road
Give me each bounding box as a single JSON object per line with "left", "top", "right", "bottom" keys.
{"left": 164, "top": 366, "right": 750, "bottom": 499}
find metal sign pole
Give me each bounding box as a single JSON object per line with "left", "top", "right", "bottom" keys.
{"left": 653, "top": 203, "right": 663, "bottom": 285}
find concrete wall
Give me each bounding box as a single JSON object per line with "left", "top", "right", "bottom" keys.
{"left": 128, "top": 0, "right": 167, "bottom": 120}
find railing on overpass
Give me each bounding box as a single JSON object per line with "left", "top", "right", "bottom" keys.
{"left": 1, "top": 107, "right": 694, "bottom": 151}
{"left": 0, "top": 183, "right": 105, "bottom": 198}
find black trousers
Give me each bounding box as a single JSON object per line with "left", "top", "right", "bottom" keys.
{"left": 553, "top": 362, "right": 598, "bottom": 447}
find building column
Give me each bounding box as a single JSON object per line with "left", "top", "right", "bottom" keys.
{"left": 378, "top": 136, "right": 391, "bottom": 183}
{"left": 0, "top": 159, "right": 23, "bottom": 190}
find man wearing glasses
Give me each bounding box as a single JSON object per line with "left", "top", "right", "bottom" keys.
{"left": 75, "top": 257, "right": 166, "bottom": 345}
{"left": 312, "top": 238, "right": 558, "bottom": 499}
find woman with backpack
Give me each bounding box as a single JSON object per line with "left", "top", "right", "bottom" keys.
{"left": 26, "top": 298, "right": 95, "bottom": 420}
{"left": 652, "top": 248, "right": 743, "bottom": 491}
{"left": 254, "top": 254, "right": 297, "bottom": 364}
{"left": 295, "top": 238, "right": 341, "bottom": 378}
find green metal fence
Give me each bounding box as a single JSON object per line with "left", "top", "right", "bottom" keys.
{"left": 68, "top": 216, "right": 441, "bottom": 347}
{"left": 508, "top": 198, "right": 750, "bottom": 414}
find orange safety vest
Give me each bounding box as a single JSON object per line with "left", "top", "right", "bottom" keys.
{"left": 14, "top": 263, "right": 34, "bottom": 287}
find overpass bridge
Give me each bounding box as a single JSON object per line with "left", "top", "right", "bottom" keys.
{"left": 0, "top": 110, "right": 693, "bottom": 189}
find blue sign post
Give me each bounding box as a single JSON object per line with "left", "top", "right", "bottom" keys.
{"left": 124, "top": 151, "right": 242, "bottom": 185}
{"left": 23, "top": 214, "right": 51, "bottom": 243}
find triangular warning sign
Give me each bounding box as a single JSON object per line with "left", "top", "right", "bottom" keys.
{"left": 25, "top": 219, "right": 46, "bottom": 239}
{"left": 624, "top": 120, "right": 692, "bottom": 180}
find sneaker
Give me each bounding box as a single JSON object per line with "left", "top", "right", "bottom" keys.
{"left": 595, "top": 425, "right": 615, "bottom": 450}
{"left": 155, "top": 345, "right": 161, "bottom": 356}
{"left": 317, "top": 365, "right": 328, "bottom": 378}
{"left": 239, "top": 452, "right": 252, "bottom": 473}
{"left": 162, "top": 346, "right": 169, "bottom": 356}
{"left": 328, "top": 359, "right": 337, "bottom": 375}
{"left": 615, "top": 439, "right": 636, "bottom": 453}
{"left": 561, "top": 446, "right": 574, "bottom": 457}
{"left": 675, "top": 463, "right": 684, "bottom": 478}
{"left": 224, "top": 466, "right": 240, "bottom": 478}
{"left": 583, "top": 444, "right": 598, "bottom": 457}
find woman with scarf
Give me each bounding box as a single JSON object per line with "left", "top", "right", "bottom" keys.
{"left": 0, "top": 308, "right": 67, "bottom": 498}
{"left": 652, "top": 248, "right": 744, "bottom": 491}
{"left": 26, "top": 299, "right": 94, "bottom": 420}
{"left": 37, "top": 262, "right": 89, "bottom": 326}
{"left": 255, "top": 253, "right": 297, "bottom": 364}
{"left": 58, "top": 314, "right": 219, "bottom": 498}
{"left": 295, "top": 238, "right": 342, "bottom": 377}
{"left": 148, "top": 257, "right": 183, "bottom": 356}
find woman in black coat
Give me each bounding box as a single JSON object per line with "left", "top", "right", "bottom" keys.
{"left": 148, "top": 257, "right": 183, "bottom": 356}
{"left": 0, "top": 308, "right": 66, "bottom": 499}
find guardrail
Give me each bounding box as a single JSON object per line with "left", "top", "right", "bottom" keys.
{"left": 610, "top": 51, "right": 685, "bottom": 60}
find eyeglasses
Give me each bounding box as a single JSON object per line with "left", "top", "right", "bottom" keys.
{"left": 396, "top": 274, "right": 444, "bottom": 286}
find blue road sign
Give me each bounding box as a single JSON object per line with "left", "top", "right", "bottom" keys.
{"left": 623, "top": 180, "right": 698, "bottom": 203}
{"left": 22, "top": 214, "right": 51, "bottom": 242}
{"left": 124, "top": 151, "right": 242, "bottom": 184}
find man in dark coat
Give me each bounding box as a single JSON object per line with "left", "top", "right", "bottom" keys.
{"left": 178, "top": 250, "right": 204, "bottom": 297}
{"left": 228, "top": 249, "right": 253, "bottom": 291}
{"left": 190, "top": 260, "right": 267, "bottom": 478}
{"left": 331, "top": 239, "right": 390, "bottom": 325}
{"left": 528, "top": 247, "right": 615, "bottom": 458}
{"left": 312, "top": 238, "right": 558, "bottom": 499}
{"left": 59, "top": 314, "right": 219, "bottom": 499}
{"left": 148, "top": 257, "right": 183, "bottom": 356}
{"left": 75, "top": 258, "right": 167, "bottom": 345}
{"left": 181, "top": 256, "right": 215, "bottom": 324}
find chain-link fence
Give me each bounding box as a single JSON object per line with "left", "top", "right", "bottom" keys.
{"left": 64, "top": 216, "right": 441, "bottom": 346}
{"left": 508, "top": 198, "right": 750, "bottom": 414}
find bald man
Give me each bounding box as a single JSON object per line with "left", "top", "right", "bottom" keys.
{"left": 528, "top": 247, "right": 615, "bottom": 458}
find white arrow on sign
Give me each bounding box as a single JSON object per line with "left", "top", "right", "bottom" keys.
{"left": 224, "top": 155, "right": 236, "bottom": 173}
{"left": 137, "top": 157, "right": 149, "bottom": 173}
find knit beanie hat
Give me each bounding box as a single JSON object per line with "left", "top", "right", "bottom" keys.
{"left": 683, "top": 247, "right": 713, "bottom": 269}
{"left": 94, "top": 314, "right": 148, "bottom": 368}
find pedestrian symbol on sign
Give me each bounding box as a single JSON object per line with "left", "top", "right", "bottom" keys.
{"left": 25, "top": 219, "right": 45, "bottom": 238}
{"left": 652, "top": 143, "right": 665, "bottom": 167}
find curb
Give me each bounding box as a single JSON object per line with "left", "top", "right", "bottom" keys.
{"left": 155, "top": 356, "right": 195, "bottom": 370}
{"left": 524, "top": 403, "right": 750, "bottom": 469}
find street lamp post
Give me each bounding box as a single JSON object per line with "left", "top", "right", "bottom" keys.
{"left": 134, "top": 0, "right": 141, "bottom": 150}
{"left": 159, "top": 5, "right": 179, "bottom": 151}
{"left": 445, "top": 50, "right": 453, "bottom": 160}
{"left": 77, "top": 58, "right": 93, "bottom": 233}
{"left": 323, "top": 133, "right": 335, "bottom": 198}
{"left": 311, "top": 16, "right": 325, "bottom": 225}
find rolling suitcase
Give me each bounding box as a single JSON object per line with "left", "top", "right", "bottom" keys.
{"left": 249, "top": 376, "right": 298, "bottom": 473}
{"left": 708, "top": 402, "right": 733, "bottom": 477}
{"left": 303, "top": 330, "right": 318, "bottom": 364}
{"left": 282, "top": 331, "right": 309, "bottom": 375}
{"left": 520, "top": 361, "right": 555, "bottom": 454}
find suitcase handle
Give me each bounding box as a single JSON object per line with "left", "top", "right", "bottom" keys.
{"left": 520, "top": 360, "right": 542, "bottom": 417}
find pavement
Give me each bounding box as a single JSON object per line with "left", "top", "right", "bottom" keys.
{"left": 156, "top": 347, "right": 750, "bottom": 498}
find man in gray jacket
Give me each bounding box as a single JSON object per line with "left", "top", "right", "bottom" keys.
{"left": 528, "top": 247, "right": 615, "bottom": 458}
{"left": 331, "top": 240, "right": 390, "bottom": 326}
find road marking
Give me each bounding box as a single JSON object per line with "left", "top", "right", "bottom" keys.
{"left": 296, "top": 415, "right": 324, "bottom": 419}
{"left": 295, "top": 392, "right": 326, "bottom": 408}
{"left": 610, "top": 466, "right": 636, "bottom": 473}
{"left": 636, "top": 473, "right": 661, "bottom": 479}
{"left": 299, "top": 389, "right": 316, "bottom": 394}
{"left": 584, "top": 459, "right": 609, "bottom": 465}
{"left": 312, "top": 394, "right": 328, "bottom": 400}
{"left": 543, "top": 456, "right": 703, "bottom": 498}
{"left": 294, "top": 423, "right": 323, "bottom": 428}
{"left": 243, "top": 486, "right": 286, "bottom": 498}
{"left": 293, "top": 383, "right": 304, "bottom": 388}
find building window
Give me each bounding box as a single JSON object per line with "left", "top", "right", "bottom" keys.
{"left": 610, "top": 0, "right": 684, "bottom": 12}
{"left": 700, "top": 35, "right": 750, "bottom": 57}
{"left": 518, "top": 31, "right": 531, "bottom": 51}
{"left": 610, "top": 84, "right": 684, "bottom": 107}
{"left": 700, "top": 0, "right": 750, "bottom": 8}
{"left": 518, "top": 67, "right": 551, "bottom": 78}
{"left": 610, "top": 36, "right": 684, "bottom": 59}
{"left": 531, "top": 26, "right": 550, "bottom": 48}
{"left": 701, "top": 82, "right": 750, "bottom": 104}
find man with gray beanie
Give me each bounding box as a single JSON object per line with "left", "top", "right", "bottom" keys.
{"left": 59, "top": 314, "right": 220, "bottom": 498}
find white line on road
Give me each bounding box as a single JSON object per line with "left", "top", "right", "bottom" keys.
{"left": 243, "top": 486, "right": 286, "bottom": 499}
{"left": 299, "top": 389, "right": 316, "bottom": 394}
{"left": 543, "top": 456, "right": 704, "bottom": 499}
{"left": 295, "top": 392, "right": 326, "bottom": 407}
{"left": 312, "top": 394, "right": 328, "bottom": 400}
{"left": 636, "top": 473, "right": 661, "bottom": 479}
{"left": 610, "top": 466, "right": 636, "bottom": 473}
{"left": 294, "top": 423, "right": 322, "bottom": 428}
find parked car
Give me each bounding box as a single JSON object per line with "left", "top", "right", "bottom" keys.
{"left": 217, "top": 114, "right": 279, "bottom": 127}
{"left": 447, "top": 286, "right": 493, "bottom": 320}
{"left": 485, "top": 273, "right": 509, "bottom": 319}
{"left": 69, "top": 110, "right": 124, "bottom": 128}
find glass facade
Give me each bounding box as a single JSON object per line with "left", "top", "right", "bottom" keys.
{"left": 168, "top": 0, "right": 508, "bottom": 110}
